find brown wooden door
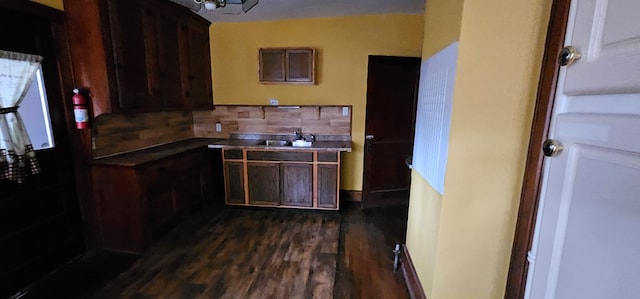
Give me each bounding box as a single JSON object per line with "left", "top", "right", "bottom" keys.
{"left": 0, "top": 6, "right": 84, "bottom": 297}
{"left": 362, "top": 56, "right": 420, "bottom": 208}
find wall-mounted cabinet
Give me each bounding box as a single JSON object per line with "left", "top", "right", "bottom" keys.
{"left": 259, "top": 48, "right": 316, "bottom": 84}
{"left": 65, "top": 0, "right": 213, "bottom": 116}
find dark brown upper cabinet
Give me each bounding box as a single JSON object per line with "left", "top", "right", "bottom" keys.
{"left": 259, "top": 48, "right": 316, "bottom": 84}
{"left": 65, "top": 0, "right": 213, "bottom": 116}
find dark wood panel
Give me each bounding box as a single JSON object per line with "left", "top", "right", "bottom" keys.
{"left": 91, "top": 166, "right": 147, "bottom": 251}
{"left": 247, "top": 162, "right": 280, "bottom": 205}
{"left": 286, "top": 49, "right": 314, "bottom": 82}
{"left": 223, "top": 149, "right": 243, "bottom": 160}
{"left": 280, "top": 163, "right": 313, "bottom": 207}
{"left": 247, "top": 151, "right": 313, "bottom": 162}
{"left": 258, "top": 49, "right": 285, "bottom": 82}
{"left": 363, "top": 56, "right": 419, "bottom": 208}
{"left": 143, "top": 1, "right": 184, "bottom": 109}
{"left": 318, "top": 164, "right": 339, "bottom": 209}
{"left": 318, "top": 151, "right": 338, "bottom": 162}
{"left": 108, "top": 0, "right": 157, "bottom": 110}
{"left": 90, "top": 148, "right": 213, "bottom": 252}
{"left": 185, "top": 17, "right": 213, "bottom": 110}
{"left": 224, "top": 161, "right": 245, "bottom": 204}
{"left": 66, "top": 0, "right": 212, "bottom": 115}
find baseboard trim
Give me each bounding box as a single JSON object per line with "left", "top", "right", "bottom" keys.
{"left": 402, "top": 244, "right": 427, "bottom": 299}
{"left": 340, "top": 190, "right": 362, "bottom": 202}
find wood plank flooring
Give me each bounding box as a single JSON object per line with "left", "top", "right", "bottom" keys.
{"left": 12, "top": 201, "right": 410, "bottom": 299}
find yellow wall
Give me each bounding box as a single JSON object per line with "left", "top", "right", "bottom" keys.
{"left": 32, "top": 0, "right": 63, "bottom": 10}
{"left": 210, "top": 15, "right": 423, "bottom": 191}
{"left": 406, "top": 0, "right": 552, "bottom": 298}
{"left": 405, "top": 1, "right": 463, "bottom": 297}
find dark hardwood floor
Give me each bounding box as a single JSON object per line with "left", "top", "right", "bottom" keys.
{"left": 10, "top": 201, "right": 410, "bottom": 299}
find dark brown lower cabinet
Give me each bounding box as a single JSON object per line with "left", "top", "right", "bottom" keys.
{"left": 90, "top": 148, "right": 212, "bottom": 252}
{"left": 247, "top": 162, "right": 280, "bottom": 206}
{"left": 223, "top": 149, "right": 340, "bottom": 210}
{"left": 280, "top": 163, "right": 313, "bottom": 207}
{"left": 224, "top": 161, "right": 245, "bottom": 204}
{"left": 317, "top": 164, "right": 338, "bottom": 208}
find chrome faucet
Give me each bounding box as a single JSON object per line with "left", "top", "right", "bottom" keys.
{"left": 294, "top": 130, "right": 303, "bottom": 140}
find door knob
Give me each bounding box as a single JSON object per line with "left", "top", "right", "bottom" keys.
{"left": 558, "top": 45, "right": 581, "bottom": 66}
{"left": 542, "top": 139, "right": 564, "bottom": 157}
{"left": 365, "top": 135, "right": 374, "bottom": 152}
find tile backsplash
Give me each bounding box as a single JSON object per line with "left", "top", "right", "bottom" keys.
{"left": 193, "top": 105, "right": 352, "bottom": 139}
{"left": 91, "top": 105, "right": 352, "bottom": 158}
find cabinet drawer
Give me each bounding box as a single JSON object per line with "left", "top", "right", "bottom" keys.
{"left": 247, "top": 151, "right": 313, "bottom": 162}
{"left": 317, "top": 152, "right": 338, "bottom": 162}
{"left": 224, "top": 149, "right": 243, "bottom": 160}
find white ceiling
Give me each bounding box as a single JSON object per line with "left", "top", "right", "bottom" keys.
{"left": 194, "top": 0, "right": 425, "bottom": 23}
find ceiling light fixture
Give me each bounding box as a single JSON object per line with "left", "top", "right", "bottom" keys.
{"left": 194, "top": 0, "right": 226, "bottom": 10}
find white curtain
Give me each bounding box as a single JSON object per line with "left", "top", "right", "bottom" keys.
{"left": 0, "top": 50, "right": 43, "bottom": 183}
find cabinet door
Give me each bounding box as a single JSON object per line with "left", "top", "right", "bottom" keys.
{"left": 224, "top": 161, "right": 245, "bottom": 204}
{"left": 173, "top": 150, "right": 208, "bottom": 212}
{"left": 286, "top": 48, "right": 315, "bottom": 83}
{"left": 184, "top": 18, "right": 213, "bottom": 110}
{"left": 108, "top": 0, "right": 158, "bottom": 110}
{"left": 259, "top": 49, "right": 286, "bottom": 82}
{"left": 258, "top": 48, "right": 315, "bottom": 84}
{"left": 280, "top": 163, "right": 313, "bottom": 207}
{"left": 318, "top": 164, "right": 339, "bottom": 209}
{"left": 247, "top": 162, "right": 279, "bottom": 206}
{"left": 141, "top": 162, "right": 176, "bottom": 235}
{"left": 146, "top": 2, "right": 185, "bottom": 109}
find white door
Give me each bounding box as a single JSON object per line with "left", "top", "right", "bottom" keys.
{"left": 525, "top": 0, "right": 640, "bottom": 298}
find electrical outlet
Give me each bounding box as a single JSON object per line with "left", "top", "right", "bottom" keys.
{"left": 215, "top": 123, "right": 222, "bottom": 132}
{"left": 342, "top": 107, "right": 349, "bottom": 116}
{"left": 269, "top": 98, "right": 278, "bottom": 106}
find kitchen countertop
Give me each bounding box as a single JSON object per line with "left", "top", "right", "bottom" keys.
{"left": 207, "top": 139, "right": 352, "bottom": 152}
{"left": 92, "top": 138, "right": 221, "bottom": 166}
{"left": 92, "top": 137, "right": 352, "bottom": 167}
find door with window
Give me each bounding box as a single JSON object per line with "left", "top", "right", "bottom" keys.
{"left": 524, "top": 0, "right": 640, "bottom": 297}
{"left": 0, "top": 6, "right": 84, "bottom": 297}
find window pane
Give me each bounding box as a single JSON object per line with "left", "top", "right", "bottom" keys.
{"left": 18, "top": 68, "right": 55, "bottom": 150}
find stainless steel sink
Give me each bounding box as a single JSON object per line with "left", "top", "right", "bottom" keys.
{"left": 260, "top": 140, "right": 292, "bottom": 146}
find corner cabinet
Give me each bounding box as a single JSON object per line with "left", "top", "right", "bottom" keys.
{"left": 65, "top": 0, "right": 213, "bottom": 116}
{"left": 222, "top": 149, "right": 339, "bottom": 210}
{"left": 90, "top": 147, "right": 212, "bottom": 252}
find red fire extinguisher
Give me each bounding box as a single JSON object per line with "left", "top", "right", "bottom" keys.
{"left": 72, "top": 88, "right": 89, "bottom": 129}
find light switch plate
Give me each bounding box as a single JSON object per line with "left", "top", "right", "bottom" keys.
{"left": 215, "top": 123, "right": 222, "bottom": 132}
{"left": 269, "top": 98, "right": 278, "bottom": 106}
{"left": 342, "top": 107, "right": 349, "bottom": 116}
